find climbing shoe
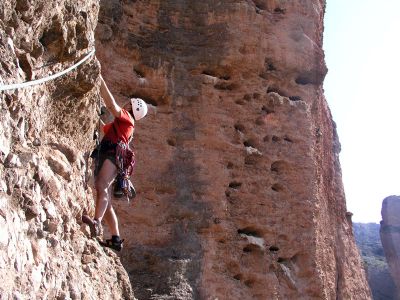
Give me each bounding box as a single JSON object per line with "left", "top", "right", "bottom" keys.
{"left": 99, "top": 236, "right": 124, "bottom": 251}
{"left": 82, "top": 215, "right": 102, "bottom": 238}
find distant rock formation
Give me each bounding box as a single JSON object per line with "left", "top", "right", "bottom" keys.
{"left": 380, "top": 195, "right": 400, "bottom": 298}
{"left": 353, "top": 222, "right": 398, "bottom": 299}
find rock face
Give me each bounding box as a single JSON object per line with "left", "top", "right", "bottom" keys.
{"left": 380, "top": 195, "right": 400, "bottom": 297}
{"left": 0, "top": 0, "right": 371, "bottom": 299}
{"left": 0, "top": 1, "right": 133, "bottom": 299}
{"left": 354, "top": 222, "right": 398, "bottom": 300}
{"left": 94, "top": 0, "right": 371, "bottom": 299}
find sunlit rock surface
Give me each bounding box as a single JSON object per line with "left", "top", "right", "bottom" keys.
{"left": 95, "top": 1, "right": 370, "bottom": 299}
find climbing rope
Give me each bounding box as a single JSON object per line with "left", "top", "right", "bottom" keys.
{"left": 0, "top": 49, "right": 95, "bottom": 91}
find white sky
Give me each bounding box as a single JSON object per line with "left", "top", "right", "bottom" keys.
{"left": 323, "top": 0, "right": 400, "bottom": 223}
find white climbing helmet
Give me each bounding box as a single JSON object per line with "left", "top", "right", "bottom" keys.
{"left": 130, "top": 98, "right": 148, "bottom": 120}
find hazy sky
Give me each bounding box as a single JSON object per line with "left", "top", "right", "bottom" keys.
{"left": 323, "top": 0, "right": 400, "bottom": 223}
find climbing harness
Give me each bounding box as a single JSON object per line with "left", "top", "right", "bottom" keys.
{"left": 0, "top": 49, "right": 95, "bottom": 91}
{"left": 114, "top": 140, "right": 136, "bottom": 200}
{"left": 112, "top": 124, "right": 136, "bottom": 201}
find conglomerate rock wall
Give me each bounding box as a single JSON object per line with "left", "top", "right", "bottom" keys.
{"left": 0, "top": 1, "right": 133, "bottom": 299}
{"left": 0, "top": 0, "right": 371, "bottom": 299}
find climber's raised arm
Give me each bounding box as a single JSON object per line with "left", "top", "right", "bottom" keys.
{"left": 99, "top": 75, "right": 122, "bottom": 118}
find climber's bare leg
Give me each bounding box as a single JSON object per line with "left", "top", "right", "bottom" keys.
{"left": 95, "top": 159, "right": 117, "bottom": 222}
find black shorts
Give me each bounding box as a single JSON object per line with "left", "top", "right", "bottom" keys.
{"left": 91, "top": 140, "right": 117, "bottom": 176}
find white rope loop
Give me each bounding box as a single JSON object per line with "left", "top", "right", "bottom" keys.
{"left": 0, "top": 49, "right": 96, "bottom": 92}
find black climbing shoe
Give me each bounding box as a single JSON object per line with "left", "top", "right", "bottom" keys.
{"left": 99, "top": 236, "right": 124, "bottom": 251}
{"left": 82, "top": 215, "right": 102, "bottom": 238}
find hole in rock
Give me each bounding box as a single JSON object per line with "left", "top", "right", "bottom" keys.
{"left": 234, "top": 123, "right": 245, "bottom": 132}
{"left": 261, "top": 106, "right": 274, "bottom": 114}
{"left": 229, "top": 181, "right": 242, "bottom": 189}
{"left": 255, "top": 117, "right": 265, "bottom": 126}
{"left": 253, "top": 0, "right": 267, "bottom": 10}
{"left": 274, "top": 7, "right": 286, "bottom": 14}
{"left": 233, "top": 274, "right": 243, "bottom": 281}
{"left": 259, "top": 72, "right": 268, "bottom": 79}
{"left": 167, "top": 138, "right": 176, "bottom": 146}
{"left": 271, "top": 136, "right": 280, "bottom": 142}
{"left": 237, "top": 227, "right": 262, "bottom": 237}
{"left": 267, "top": 87, "right": 287, "bottom": 97}
{"left": 235, "top": 99, "right": 245, "bottom": 105}
{"left": 202, "top": 69, "right": 231, "bottom": 80}
{"left": 271, "top": 183, "right": 284, "bottom": 192}
{"left": 18, "top": 54, "right": 33, "bottom": 79}
{"left": 289, "top": 254, "right": 299, "bottom": 264}
{"left": 75, "top": 23, "right": 88, "bottom": 50}
{"left": 267, "top": 63, "right": 276, "bottom": 71}
{"left": 4, "top": 94, "right": 12, "bottom": 107}
{"left": 225, "top": 190, "right": 231, "bottom": 197}
{"left": 277, "top": 257, "right": 285, "bottom": 263}
{"left": 243, "top": 94, "right": 252, "bottom": 101}
{"left": 289, "top": 96, "right": 302, "bottom": 101}
{"left": 270, "top": 161, "right": 288, "bottom": 174}
{"left": 243, "top": 139, "right": 257, "bottom": 148}
{"left": 133, "top": 67, "right": 145, "bottom": 78}
{"left": 263, "top": 135, "right": 270, "bottom": 142}
{"left": 269, "top": 245, "right": 279, "bottom": 252}
{"left": 295, "top": 75, "right": 312, "bottom": 85}
{"left": 244, "top": 279, "right": 255, "bottom": 288}
{"left": 80, "top": 11, "right": 88, "bottom": 19}
{"left": 214, "top": 82, "right": 237, "bottom": 91}
{"left": 253, "top": 93, "right": 260, "bottom": 99}
{"left": 39, "top": 20, "right": 64, "bottom": 55}
{"left": 202, "top": 70, "right": 215, "bottom": 77}
{"left": 270, "top": 163, "right": 278, "bottom": 173}
{"left": 283, "top": 136, "right": 293, "bottom": 143}
{"left": 220, "top": 75, "right": 231, "bottom": 80}
{"left": 243, "top": 244, "right": 260, "bottom": 253}
{"left": 227, "top": 162, "right": 234, "bottom": 169}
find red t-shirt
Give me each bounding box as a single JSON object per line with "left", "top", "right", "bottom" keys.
{"left": 103, "top": 109, "right": 135, "bottom": 144}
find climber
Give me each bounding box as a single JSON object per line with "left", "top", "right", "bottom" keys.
{"left": 82, "top": 74, "right": 148, "bottom": 251}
